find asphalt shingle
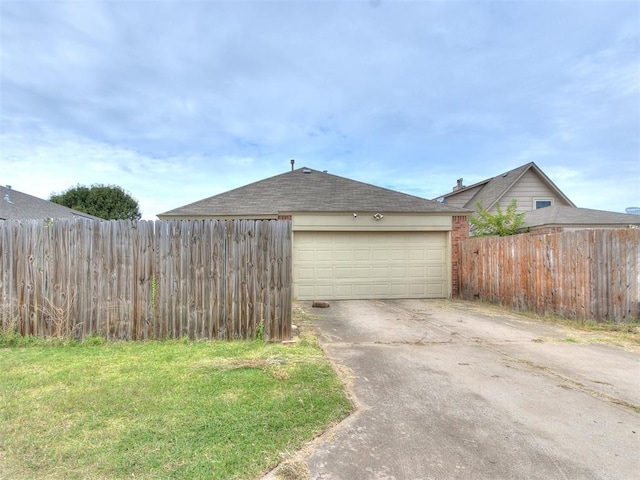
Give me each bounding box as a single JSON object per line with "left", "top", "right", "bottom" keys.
{"left": 436, "top": 162, "right": 576, "bottom": 210}
{"left": 523, "top": 205, "right": 640, "bottom": 228}
{"left": 0, "top": 185, "right": 98, "bottom": 220}
{"left": 160, "top": 168, "right": 470, "bottom": 217}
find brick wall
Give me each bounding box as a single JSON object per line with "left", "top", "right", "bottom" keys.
{"left": 451, "top": 215, "right": 469, "bottom": 297}
{"left": 527, "top": 226, "right": 563, "bottom": 235}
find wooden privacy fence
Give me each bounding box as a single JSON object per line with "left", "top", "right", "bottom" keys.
{"left": 459, "top": 229, "right": 640, "bottom": 323}
{"left": 0, "top": 219, "right": 292, "bottom": 341}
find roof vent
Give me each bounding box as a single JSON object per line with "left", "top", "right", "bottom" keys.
{"left": 453, "top": 178, "right": 465, "bottom": 191}
{"left": 3, "top": 185, "right": 13, "bottom": 204}
{"left": 302, "top": 168, "right": 312, "bottom": 174}
{"left": 626, "top": 207, "right": 640, "bottom": 215}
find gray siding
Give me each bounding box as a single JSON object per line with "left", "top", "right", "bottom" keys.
{"left": 443, "top": 185, "right": 483, "bottom": 208}
{"left": 496, "top": 170, "right": 572, "bottom": 214}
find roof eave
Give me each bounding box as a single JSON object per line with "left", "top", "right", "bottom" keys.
{"left": 438, "top": 179, "right": 490, "bottom": 199}
{"left": 485, "top": 163, "right": 534, "bottom": 211}
{"left": 527, "top": 163, "right": 576, "bottom": 207}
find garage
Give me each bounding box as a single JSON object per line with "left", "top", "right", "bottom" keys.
{"left": 159, "top": 167, "right": 469, "bottom": 300}
{"left": 293, "top": 231, "right": 448, "bottom": 300}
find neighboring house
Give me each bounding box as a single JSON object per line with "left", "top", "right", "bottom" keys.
{"left": 0, "top": 185, "right": 98, "bottom": 220}
{"left": 435, "top": 162, "right": 575, "bottom": 214}
{"left": 159, "top": 167, "right": 471, "bottom": 301}
{"left": 520, "top": 205, "right": 640, "bottom": 234}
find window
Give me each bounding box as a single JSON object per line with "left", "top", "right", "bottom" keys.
{"left": 534, "top": 199, "right": 553, "bottom": 209}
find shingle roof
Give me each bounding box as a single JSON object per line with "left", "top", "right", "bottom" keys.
{"left": 159, "top": 167, "right": 470, "bottom": 217}
{"left": 523, "top": 205, "right": 640, "bottom": 228}
{"left": 0, "top": 185, "right": 98, "bottom": 220}
{"left": 437, "top": 162, "right": 576, "bottom": 209}
{"left": 466, "top": 163, "right": 530, "bottom": 210}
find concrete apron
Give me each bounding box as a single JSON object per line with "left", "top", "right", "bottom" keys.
{"left": 265, "top": 299, "right": 640, "bottom": 480}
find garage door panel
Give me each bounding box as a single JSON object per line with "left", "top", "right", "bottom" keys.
{"left": 333, "top": 249, "right": 353, "bottom": 261}
{"left": 408, "top": 249, "right": 426, "bottom": 261}
{"left": 371, "top": 249, "right": 390, "bottom": 260}
{"left": 409, "top": 284, "right": 427, "bottom": 295}
{"left": 296, "top": 250, "right": 315, "bottom": 262}
{"left": 315, "top": 250, "right": 334, "bottom": 262}
{"left": 427, "top": 266, "right": 444, "bottom": 278}
{"left": 390, "top": 284, "right": 408, "bottom": 295}
{"left": 427, "top": 283, "right": 445, "bottom": 295}
{"left": 335, "top": 285, "right": 354, "bottom": 297}
{"left": 351, "top": 267, "right": 379, "bottom": 278}
{"left": 390, "top": 266, "right": 408, "bottom": 278}
{"left": 409, "top": 265, "right": 426, "bottom": 277}
{"left": 294, "top": 231, "right": 447, "bottom": 300}
{"left": 390, "top": 249, "right": 408, "bottom": 261}
{"left": 370, "top": 235, "right": 389, "bottom": 244}
{"left": 316, "top": 284, "right": 336, "bottom": 297}
{"left": 354, "top": 250, "right": 371, "bottom": 261}
{"left": 297, "top": 267, "right": 316, "bottom": 280}
{"left": 371, "top": 284, "right": 392, "bottom": 295}
{"left": 427, "top": 248, "right": 446, "bottom": 261}
{"left": 297, "top": 285, "right": 315, "bottom": 298}
{"left": 314, "top": 234, "right": 335, "bottom": 244}
{"left": 335, "top": 267, "right": 354, "bottom": 278}
{"left": 315, "top": 267, "right": 334, "bottom": 279}
{"left": 369, "top": 266, "right": 388, "bottom": 277}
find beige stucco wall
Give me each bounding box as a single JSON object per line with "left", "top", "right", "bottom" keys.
{"left": 157, "top": 214, "right": 276, "bottom": 220}
{"left": 291, "top": 212, "right": 453, "bottom": 232}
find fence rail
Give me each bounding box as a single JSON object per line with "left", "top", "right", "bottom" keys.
{"left": 0, "top": 219, "right": 292, "bottom": 341}
{"left": 458, "top": 229, "right": 640, "bottom": 323}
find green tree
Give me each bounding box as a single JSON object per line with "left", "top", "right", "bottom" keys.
{"left": 470, "top": 199, "right": 526, "bottom": 237}
{"left": 50, "top": 184, "right": 142, "bottom": 220}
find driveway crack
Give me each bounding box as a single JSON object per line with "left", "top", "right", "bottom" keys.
{"left": 483, "top": 343, "right": 640, "bottom": 415}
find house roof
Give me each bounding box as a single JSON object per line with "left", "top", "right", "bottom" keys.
{"left": 0, "top": 185, "right": 98, "bottom": 220}
{"left": 159, "top": 167, "right": 470, "bottom": 218}
{"left": 436, "top": 162, "right": 576, "bottom": 210}
{"left": 522, "top": 205, "right": 640, "bottom": 229}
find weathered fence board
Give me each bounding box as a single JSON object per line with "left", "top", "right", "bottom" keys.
{"left": 459, "top": 229, "right": 640, "bottom": 323}
{"left": 0, "top": 219, "right": 292, "bottom": 341}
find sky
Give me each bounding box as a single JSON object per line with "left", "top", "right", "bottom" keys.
{"left": 1, "top": 0, "right": 638, "bottom": 220}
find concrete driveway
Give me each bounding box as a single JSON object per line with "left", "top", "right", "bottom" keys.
{"left": 291, "top": 299, "right": 639, "bottom": 480}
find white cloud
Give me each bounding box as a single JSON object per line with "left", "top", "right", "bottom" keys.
{"left": 1, "top": 0, "right": 638, "bottom": 218}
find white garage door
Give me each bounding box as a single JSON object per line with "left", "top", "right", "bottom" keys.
{"left": 294, "top": 231, "right": 448, "bottom": 300}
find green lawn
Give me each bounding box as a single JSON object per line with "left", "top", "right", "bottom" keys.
{"left": 0, "top": 317, "right": 352, "bottom": 479}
